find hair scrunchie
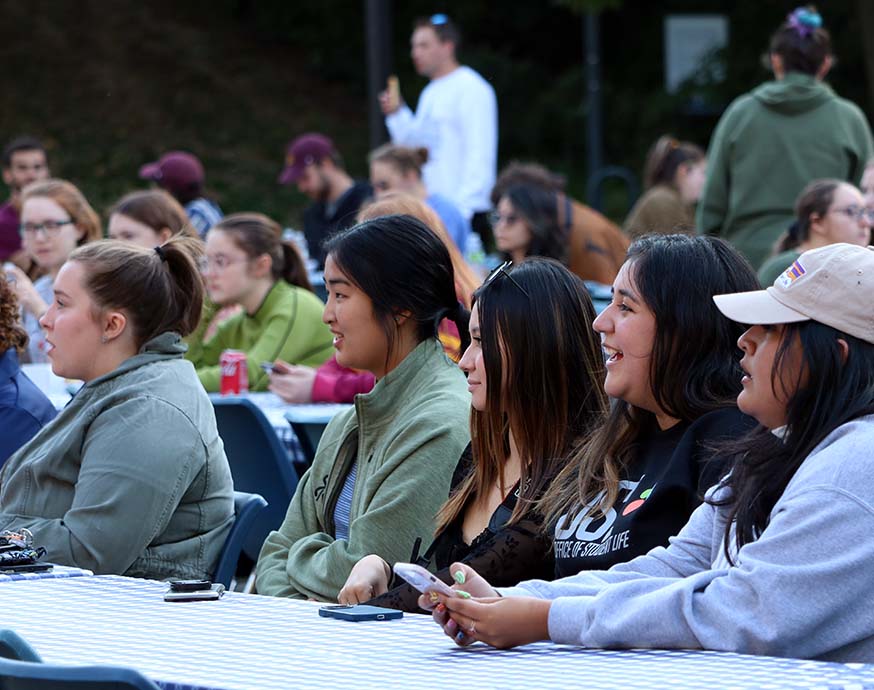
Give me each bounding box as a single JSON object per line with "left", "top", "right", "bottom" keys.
{"left": 154, "top": 245, "right": 167, "bottom": 262}
{"left": 787, "top": 7, "right": 822, "bottom": 37}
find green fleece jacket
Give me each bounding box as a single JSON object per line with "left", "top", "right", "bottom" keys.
{"left": 187, "top": 280, "right": 334, "bottom": 392}
{"left": 0, "top": 333, "right": 234, "bottom": 579}
{"left": 254, "top": 338, "right": 471, "bottom": 601}
{"left": 697, "top": 72, "right": 873, "bottom": 269}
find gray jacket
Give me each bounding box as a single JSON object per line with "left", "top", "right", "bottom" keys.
{"left": 0, "top": 333, "right": 234, "bottom": 580}
{"left": 501, "top": 416, "right": 874, "bottom": 663}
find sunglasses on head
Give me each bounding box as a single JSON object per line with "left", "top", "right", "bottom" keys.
{"left": 481, "top": 260, "right": 530, "bottom": 298}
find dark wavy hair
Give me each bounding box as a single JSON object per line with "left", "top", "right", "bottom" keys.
{"left": 499, "top": 184, "right": 568, "bottom": 265}
{"left": 436, "top": 259, "right": 607, "bottom": 533}
{"left": 0, "top": 277, "right": 28, "bottom": 353}
{"left": 542, "top": 234, "right": 760, "bottom": 526}
{"left": 324, "top": 214, "right": 469, "bottom": 370}
{"left": 711, "top": 321, "right": 874, "bottom": 562}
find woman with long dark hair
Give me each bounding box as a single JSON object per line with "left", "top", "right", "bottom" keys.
{"left": 255, "top": 215, "right": 472, "bottom": 601}
{"left": 337, "top": 258, "right": 608, "bottom": 610}
{"left": 428, "top": 242, "right": 874, "bottom": 662}
{"left": 493, "top": 184, "right": 567, "bottom": 266}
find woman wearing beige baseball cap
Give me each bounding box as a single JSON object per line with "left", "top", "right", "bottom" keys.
{"left": 421, "top": 242, "right": 874, "bottom": 662}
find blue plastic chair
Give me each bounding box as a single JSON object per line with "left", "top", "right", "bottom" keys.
{"left": 0, "top": 630, "right": 40, "bottom": 662}
{"left": 213, "top": 491, "right": 268, "bottom": 588}
{"left": 212, "top": 398, "right": 299, "bottom": 562}
{"left": 0, "top": 656, "right": 160, "bottom": 689}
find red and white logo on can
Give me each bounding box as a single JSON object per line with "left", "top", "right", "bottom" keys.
{"left": 219, "top": 350, "right": 249, "bottom": 395}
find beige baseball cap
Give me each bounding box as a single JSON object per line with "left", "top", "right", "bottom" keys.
{"left": 713, "top": 243, "right": 874, "bottom": 345}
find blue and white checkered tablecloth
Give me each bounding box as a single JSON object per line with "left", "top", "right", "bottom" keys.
{"left": 0, "top": 564, "right": 92, "bottom": 584}
{"left": 1, "top": 575, "right": 873, "bottom": 690}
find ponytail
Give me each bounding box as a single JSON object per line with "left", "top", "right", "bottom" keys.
{"left": 280, "top": 241, "right": 313, "bottom": 292}
{"left": 643, "top": 135, "right": 704, "bottom": 190}
{"left": 70, "top": 236, "right": 205, "bottom": 348}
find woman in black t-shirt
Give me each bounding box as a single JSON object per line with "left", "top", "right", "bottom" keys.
{"left": 543, "top": 234, "right": 759, "bottom": 577}
{"left": 337, "top": 258, "right": 608, "bottom": 611}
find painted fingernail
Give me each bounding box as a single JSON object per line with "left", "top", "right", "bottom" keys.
{"left": 429, "top": 591, "right": 440, "bottom": 603}
{"left": 435, "top": 603, "right": 446, "bottom": 614}
{"left": 453, "top": 571, "right": 466, "bottom": 584}
{"left": 457, "top": 590, "right": 471, "bottom": 599}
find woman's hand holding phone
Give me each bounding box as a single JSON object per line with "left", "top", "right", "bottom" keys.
{"left": 268, "top": 360, "right": 317, "bottom": 403}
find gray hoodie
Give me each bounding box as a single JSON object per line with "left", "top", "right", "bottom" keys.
{"left": 0, "top": 333, "right": 234, "bottom": 580}
{"left": 500, "top": 415, "right": 874, "bottom": 663}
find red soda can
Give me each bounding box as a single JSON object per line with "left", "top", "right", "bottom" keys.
{"left": 219, "top": 350, "right": 249, "bottom": 395}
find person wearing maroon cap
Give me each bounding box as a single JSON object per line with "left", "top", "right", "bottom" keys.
{"left": 139, "top": 150, "right": 223, "bottom": 237}
{"left": 278, "top": 133, "right": 372, "bottom": 269}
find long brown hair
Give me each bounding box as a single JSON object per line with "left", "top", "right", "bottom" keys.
{"left": 71, "top": 236, "right": 205, "bottom": 349}
{"left": 435, "top": 259, "right": 607, "bottom": 533}
{"left": 357, "top": 192, "right": 479, "bottom": 308}
{"left": 109, "top": 189, "right": 196, "bottom": 239}
{"left": 540, "top": 235, "right": 760, "bottom": 529}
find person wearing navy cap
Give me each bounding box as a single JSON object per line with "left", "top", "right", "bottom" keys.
{"left": 139, "top": 150, "right": 223, "bottom": 237}
{"left": 278, "top": 133, "right": 372, "bottom": 269}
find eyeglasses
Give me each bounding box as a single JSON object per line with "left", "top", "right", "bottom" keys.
{"left": 19, "top": 219, "right": 75, "bottom": 237}
{"left": 489, "top": 211, "right": 520, "bottom": 226}
{"left": 198, "top": 255, "right": 250, "bottom": 273}
{"left": 430, "top": 13, "right": 449, "bottom": 25}
{"left": 481, "top": 260, "right": 530, "bottom": 298}
{"left": 829, "top": 206, "right": 874, "bottom": 223}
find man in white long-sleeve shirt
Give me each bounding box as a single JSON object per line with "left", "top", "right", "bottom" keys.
{"left": 380, "top": 14, "right": 497, "bottom": 233}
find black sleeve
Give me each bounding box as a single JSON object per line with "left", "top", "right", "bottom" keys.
{"left": 367, "top": 512, "right": 554, "bottom": 613}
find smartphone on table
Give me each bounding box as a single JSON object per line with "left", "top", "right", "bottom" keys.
{"left": 0, "top": 562, "right": 53, "bottom": 574}
{"left": 393, "top": 562, "right": 459, "bottom": 598}
{"left": 164, "top": 580, "right": 225, "bottom": 602}
{"left": 319, "top": 604, "right": 403, "bottom": 621}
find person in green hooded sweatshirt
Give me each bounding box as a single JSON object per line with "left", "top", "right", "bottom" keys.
{"left": 697, "top": 6, "right": 873, "bottom": 269}
{"left": 186, "top": 213, "right": 334, "bottom": 392}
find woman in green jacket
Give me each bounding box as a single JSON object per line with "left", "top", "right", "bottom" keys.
{"left": 0, "top": 237, "right": 234, "bottom": 579}
{"left": 187, "top": 213, "right": 333, "bottom": 392}
{"left": 255, "top": 214, "right": 472, "bottom": 601}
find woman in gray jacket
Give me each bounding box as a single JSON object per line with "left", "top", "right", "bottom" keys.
{"left": 0, "top": 236, "right": 233, "bottom": 580}
{"left": 427, "top": 243, "right": 874, "bottom": 663}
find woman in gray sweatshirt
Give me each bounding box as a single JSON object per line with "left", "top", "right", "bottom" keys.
{"left": 427, "top": 242, "right": 874, "bottom": 663}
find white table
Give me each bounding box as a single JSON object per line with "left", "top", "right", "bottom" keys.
{"left": 2, "top": 576, "right": 873, "bottom": 690}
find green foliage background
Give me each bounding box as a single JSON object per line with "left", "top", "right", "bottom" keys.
{"left": 0, "top": 0, "right": 867, "bottom": 227}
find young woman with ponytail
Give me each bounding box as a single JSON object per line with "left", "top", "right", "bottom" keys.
{"left": 186, "top": 212, "right": 334, "bottom": 392}
{"left": 758, "top": 179, "right": 871, "bottom": 285}
{"left": 0, "top": 237, "right": 234, "bottom": 580}
{"left": 255, "top": 214, "right": 472, "bottom": 602}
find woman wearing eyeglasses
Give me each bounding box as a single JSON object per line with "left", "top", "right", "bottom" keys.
{"left": 758, "top": 180, "right": 871, "bottom": 286}
{"left": 493, "top": 185, "right": 567, "bottom": 267}
{"left": 5, "top": 179, "right": 101, "bottom": 363}
{"left": 254, "top": 214, "right": 471, "bottom": 602}
{"left": 337, "top": 258, "right": 608, "bottom": 611}
{"left": 185, "top": 213, "right": 333, "bottom": 392}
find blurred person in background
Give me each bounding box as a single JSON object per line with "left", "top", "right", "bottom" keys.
{"left": 278, "top": 133, "right": 372, "bottom": 270}
{"left": 0, "top": 136, "right": 50, "bottom": 268}
{"left": 758, "top": 179, "right": 871, "bottom": 285}
{"left": 186, "top": 212, "right": 332, "bottom": 393}
{"left": 697, "top": 6, "right": 873, "bottom": 269}
{"left": 491, "top": 162, "right": 627, "bottom": 286}
{"left": 107, "top": 189, "right": 196, "bottom": 247}
{"left": 493, "top": 185, "right": 568, "bottom": 266}
{"left": 380, "top": 14, "right": 497, "bottom": 247}
{"left": 624, "top": 136, "right": 705, "bottom": 237}
{"left": 139, "top": 150, "right": 223, "bottom": 237}
{"left": 369, "top": 143, "right": 470, "bottom": 254}
{"left": 5, "top": 180, "right": 101, "bottom": 363}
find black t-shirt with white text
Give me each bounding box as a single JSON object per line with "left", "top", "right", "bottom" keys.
{"left": 553, "top": 406, "right": 754, "bottom": 578}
